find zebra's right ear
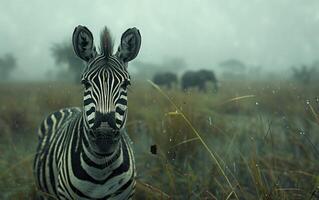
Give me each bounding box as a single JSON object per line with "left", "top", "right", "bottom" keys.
{"left": 72, "top": 25, "right": 97, "bottom": 62}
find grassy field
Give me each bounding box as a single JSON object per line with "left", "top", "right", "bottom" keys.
{"left": 0, "top": 79, "right": 318, "bottom": 199}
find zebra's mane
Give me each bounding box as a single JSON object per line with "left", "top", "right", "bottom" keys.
{"left": 100, "top": 27, "right": 114, "bottom": 58}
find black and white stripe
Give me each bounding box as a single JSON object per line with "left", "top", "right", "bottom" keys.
{"left": 34, "top": 25, "right": 141, "bottom": 199}
{"left": 82, "top": 55, "right": 130, "bottom": 130}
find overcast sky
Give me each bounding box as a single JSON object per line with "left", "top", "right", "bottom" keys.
{"left": 1, "top": 0, "right": 319, "bottom": 80}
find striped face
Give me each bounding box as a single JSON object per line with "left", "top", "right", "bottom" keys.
{"left": 81, "top": 55, "right": 130, "bottom": 131}
{"left": 72, "top": 25, "right": 141, "bottom": 139}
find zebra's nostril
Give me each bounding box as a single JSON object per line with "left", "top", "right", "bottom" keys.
{"left": 93, "top": 111, "right": 117, "bottom": 130}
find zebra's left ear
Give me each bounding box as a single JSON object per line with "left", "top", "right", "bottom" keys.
{"left": 116, "top": 28, "right": 141, "bottom": 63}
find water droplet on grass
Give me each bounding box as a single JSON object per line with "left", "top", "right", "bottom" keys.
{"left": 208, "top": 117, "right": 212, "bottom": 126}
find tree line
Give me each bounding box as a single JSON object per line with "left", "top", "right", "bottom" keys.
{"left": 0, "top": 41, "right": 319, "bottom": 84}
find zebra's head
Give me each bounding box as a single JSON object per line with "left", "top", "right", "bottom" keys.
{"left": 72, "top": 25, "right": 141, "bottom": 152}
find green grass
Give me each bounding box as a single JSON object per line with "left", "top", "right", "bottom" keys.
{"left": 0, "top": 80, "right": 318, "bottom": 199}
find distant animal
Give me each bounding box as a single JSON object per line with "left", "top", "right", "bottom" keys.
{"left": 34, "top": 25, "right": 141, "bottom": 199}
{"left": 181, "top": 69, "right": 218, "bottom": 92}
{"left": 152, "top": 72, "right": 178, "bottom": 89}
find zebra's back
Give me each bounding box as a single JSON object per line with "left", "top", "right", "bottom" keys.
{"left": 34, "top": 107, "right": 81, "bottom": 197}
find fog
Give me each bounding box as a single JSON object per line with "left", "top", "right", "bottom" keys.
{"left": 1, "top": 0, "right": 319, "bottom": 80}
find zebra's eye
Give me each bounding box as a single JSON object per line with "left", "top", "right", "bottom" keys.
{"left": 81, "top": 79, "right": 91, "bottom": 89}
{"left": 122, "top": 80, "right": 131, "bottom": 89}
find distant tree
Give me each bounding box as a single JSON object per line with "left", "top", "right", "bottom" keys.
{"left": 162, "top": 57, "right": 187, "bottom": 73}
{"left": 131, "top": 57, "right": 187, "bottom": 80}
{"left": 292, "top": 65, "right": 316, "bottom": 84}
{"left": 131, "top": 61, "right": 160, "bottom": 79}
{"left": 0, "top": 53, "right": 17, "bottom": 81}
{"left": 51, "top": 42, "right": 84, "bottom": 82}
{"left": 219, "top": 59, "right": 246, "bottom": 71}
{"left": 219, "top": 59, "right": 247, "bottom": 80}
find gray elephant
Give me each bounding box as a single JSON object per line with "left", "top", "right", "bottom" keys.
{"left": 152, "top": 72, "right": 178, "bottom": 89}
{"left": 181, "top": 69, "right": 218, "bottom": 92}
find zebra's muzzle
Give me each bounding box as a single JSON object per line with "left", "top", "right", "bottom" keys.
{"left": 89, "top": 127, "right": 121, "bottom": 153}
{"left": 92, "top": 122, "right": 120, "bottom": 141}
{"left": 92, "top": 111, "right": 117, "bottom": 130}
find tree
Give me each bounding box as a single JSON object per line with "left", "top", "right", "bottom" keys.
{"left": 219, "top": 59, "right": 247, "bottom": 80}
{"left": 0, "top": 53, "right": 17, "bottom": 81}
{"left": 292, "top": 65, "right": 316, "bottom": 84}
{"left": 131, "top": 57, "right": 187, "bottom": 80}
{"left": 219, "top": 59, "right": 246, "bottom": 71}
{"left": 51, "top": 42, "right": 84, "bottom": 82}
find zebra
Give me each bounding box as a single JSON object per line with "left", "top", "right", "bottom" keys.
{"left": 181, "top": 69, "right": 218, "bottom": 92}
{"left": 152, "top": 72, "right": 178, "bottom": 89}
{"left": 33, "top": 25, "right": 141, "bottom": 199}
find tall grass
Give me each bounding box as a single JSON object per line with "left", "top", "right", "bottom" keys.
{"left": 0, "top": 80, "right": 318, "bottom": 199}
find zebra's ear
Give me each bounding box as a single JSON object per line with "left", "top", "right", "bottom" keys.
{"left": 116, "top": 27, "right": 141, "bottom": 63}
{"left": 72, "top": 25, "right": 97, "bottom": 62}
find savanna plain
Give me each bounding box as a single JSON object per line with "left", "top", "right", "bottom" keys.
{"left": 0, "top": 79, "right": 318, "bottom": 200}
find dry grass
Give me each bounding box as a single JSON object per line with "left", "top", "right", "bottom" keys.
{"left": 0, "top": 80, "right": 318, "bottom": 199}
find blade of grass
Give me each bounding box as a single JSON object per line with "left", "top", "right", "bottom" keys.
{"left": 148, "top": 80, "right": 239, "bottom": 200}
{"left": 308, "top": 103, "right": 319, "bottom": 124}
{"left": 136, "top": 180, "right": 171, "bottom": 199}
{"left": 214, "top": 95, "right": 256, "bottom": 107}
{"left": 226, "top": 191, "right": 235, "bottom": 200}
{"left": 206, "top": 190, "right": 218, "bottom": 200}
{"left": 168, "top": 137, "right": 200, "bottom": 149}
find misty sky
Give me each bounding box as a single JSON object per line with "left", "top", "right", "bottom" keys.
{"left": 1, "top": 0, "right": 319, "bottom": 80}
